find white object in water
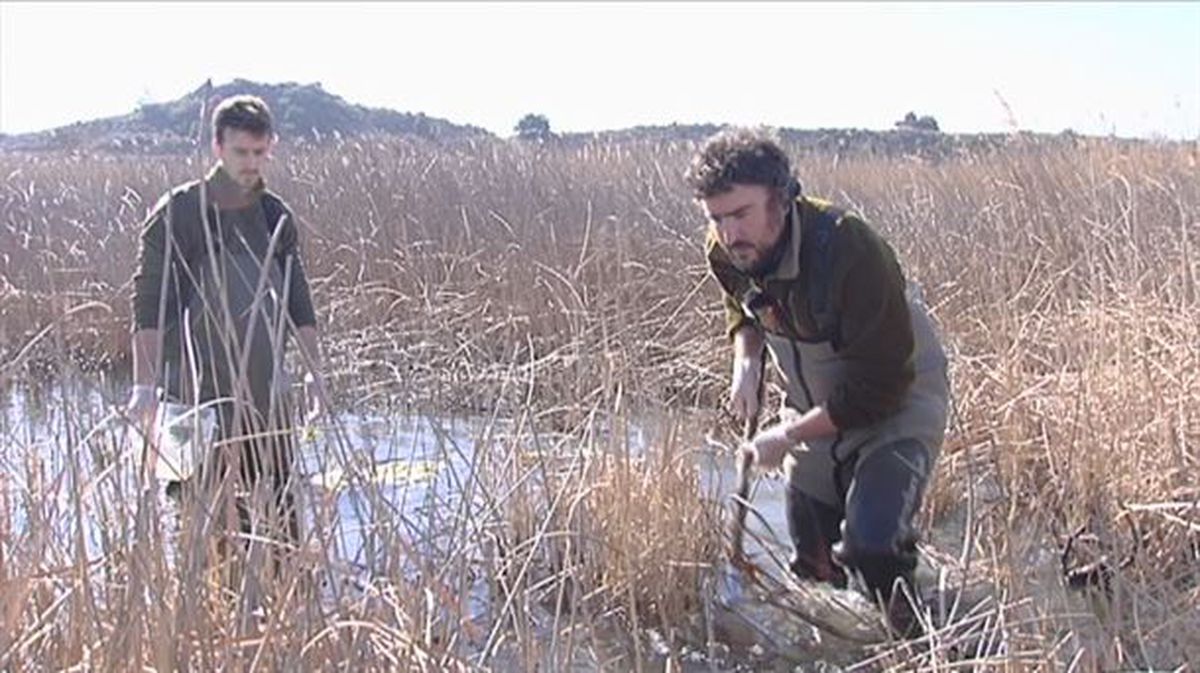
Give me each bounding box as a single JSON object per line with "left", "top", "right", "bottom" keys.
{"left": 153, "top": 402, "right": 216, "bottom": 481}
{"left": 309, "top": 459, "right": 441, "bottom": 492}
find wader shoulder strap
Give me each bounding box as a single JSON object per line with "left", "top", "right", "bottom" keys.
{"left": 804, "top": 205, "right": 842, "bottom": 345}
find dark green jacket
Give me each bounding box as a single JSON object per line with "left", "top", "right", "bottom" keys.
{"left": 131, "top": 166, "right": 316, "bottom": 406}
{"left": 706, "top": 196, "right": 916, "bottom": 430}
{"left": 132, "top": 166, "right": 316, "bottom": 333}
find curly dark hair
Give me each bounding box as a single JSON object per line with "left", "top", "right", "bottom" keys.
{"left": 684, "top": 127, "right": 800, "bottom": 201}
{"left": 212, "top": 95, "right": 274, "bottom": 145}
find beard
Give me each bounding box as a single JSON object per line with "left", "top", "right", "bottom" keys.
{"left": 729, "top": 225, "right": 790, "bottom": 277}
{"left": 729, "top": 243, "right": 770, "bottom": 275}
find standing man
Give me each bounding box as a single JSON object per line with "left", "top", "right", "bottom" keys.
{"left": 690, "top": 128, "right": 949, "bottom": 637}
{"left": 126, "top": 94, "right": 326, "bottom": 552}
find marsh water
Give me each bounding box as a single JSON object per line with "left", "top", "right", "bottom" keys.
{"left": 2, "top": 376, "right": 914, "bottom": 671}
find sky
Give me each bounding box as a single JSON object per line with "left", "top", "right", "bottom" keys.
{"left": 1, "top": 1, "right": 1198, "bottom": 139}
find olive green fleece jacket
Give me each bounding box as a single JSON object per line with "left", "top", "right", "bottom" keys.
{"left": 131, "top": 165, "right": 316, "bottom": 334}
{"left": 706, "top": 195, "right": 916, "bottom": 431}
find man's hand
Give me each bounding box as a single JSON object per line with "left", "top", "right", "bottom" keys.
{"left": 746, "top": 406, "right": 837, "bottom": 470}
{"left": 302, "top": 371, "right": 327, "bottom": 423}
{"left": 729, "top": 325, "right": 765, "bottom": 422}
{"left": 295, "top": 325, "right": 326, "bottom": 424}
{"left": 126, "top": 384, "right": 160, "bottom": 432}
{"left": 744, "top": 422, "right": 795, "bottom": 471}
{"left": 730, "top": 355, "right": 762, "bottom": 423}
{"left": 126, "top": 384, "right": 160, "bottom": 482}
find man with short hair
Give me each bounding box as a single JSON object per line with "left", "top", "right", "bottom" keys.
{"left": 690, "top": 128, "right": 949, "bottom": 637}
{"left": 127, "top": 94, "right": 326, "bottom": 550}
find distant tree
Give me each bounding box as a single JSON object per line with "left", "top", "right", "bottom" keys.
{"left": 895, "top": 111, "right": 940, "bottom": 132}
{"left": 515, "top": 113, "right": 553, "bottom": 140}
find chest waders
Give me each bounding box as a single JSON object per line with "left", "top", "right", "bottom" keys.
{"left": 172, "top": 198, "right": 301, "bottom": 552}
{"left": 741, "top": 208, "right": 949, "bottom": 638}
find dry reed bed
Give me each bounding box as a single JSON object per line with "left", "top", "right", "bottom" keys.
{"left": 0, "top": 136, "right": 1197, "bottom": 669}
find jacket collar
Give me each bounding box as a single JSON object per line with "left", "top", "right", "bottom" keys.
{"left": 762, "top": 196, "right": 805, "bottom": 281}
{"left": 204, "top": 164, "right": 265, "bottom": 209}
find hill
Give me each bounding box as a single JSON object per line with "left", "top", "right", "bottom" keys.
{"left": 0, "top": 79, "right": 490, "bottom": 153}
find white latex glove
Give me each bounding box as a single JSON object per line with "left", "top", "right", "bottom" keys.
{"left": 744, "top": 422, "right": 796, "bottom": 471}
{"left": 303, "top": 372, "right": 327, "bottom": 424}
{"left": 126, "top": 384, "right": 160, "bottom": 482}
{"left": 729, "top": 355, "right": 762, "bottom": 422}
{"left": 126, "top": 384, "right": 160, "bottom": 432}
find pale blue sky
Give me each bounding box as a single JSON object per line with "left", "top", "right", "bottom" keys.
{"left": 1, "top": 2, "right": 1197, "bottom": 139}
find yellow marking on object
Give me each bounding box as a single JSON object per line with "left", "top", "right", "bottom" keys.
{"left": 309, "top": 459, "right": 441, "bottom": 491}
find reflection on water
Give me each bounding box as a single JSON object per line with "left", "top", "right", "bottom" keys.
{"left": 2, "top": 378, "right": 917, "bottom": 670}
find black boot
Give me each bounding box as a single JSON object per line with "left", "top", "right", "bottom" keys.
{"left": 883, "top": 577, "right": 924, "bottom": 640}
{"left": 835, "top": 546, "right": 925, "bottom": 639}
{"left": 786, "top": 487, "right": 848, "bottom": 588}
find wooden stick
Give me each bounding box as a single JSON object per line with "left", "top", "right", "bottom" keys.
{"left": 730, "top": 356, "right": 765, "bottom": 563}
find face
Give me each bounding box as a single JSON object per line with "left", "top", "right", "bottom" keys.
{"left": 213, "top": 128, "right": 273, "bottom": 189}
{"left": 702, "top": 183, "right": 788, "bottom": 274}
